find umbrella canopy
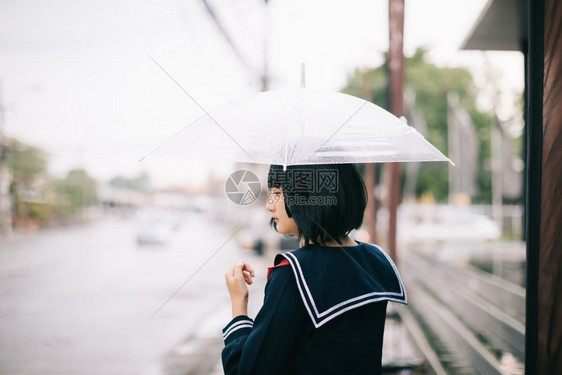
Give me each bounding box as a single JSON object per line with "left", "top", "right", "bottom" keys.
{"left": 148, "top": 87, "right": 453, "bottom": 170}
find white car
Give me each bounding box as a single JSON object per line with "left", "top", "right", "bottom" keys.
{"left": 135, "top": 209, "right": 176, "bottom": 245}
{"left": 398, "top": 204, "right": 501, "bottom": 243}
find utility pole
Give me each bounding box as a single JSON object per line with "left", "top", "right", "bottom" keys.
{"left": 0, "top": 81, "right": 12, "bottom": 235}
{"left": 362, "top": 69, "right": 377, "bottom": 243}
{"left": 387, "top": 0, "right": 405, "bottom": 262}
{"left": 261, "top": 0, "right": 270, "bottom": 91}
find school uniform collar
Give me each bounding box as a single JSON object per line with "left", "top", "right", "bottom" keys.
{"left": 275, "top": 241, "right": 407, "bottom": 328}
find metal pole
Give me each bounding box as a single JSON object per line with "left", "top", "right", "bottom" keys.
{"left": 387, "top": 0, "right": 404, "bottom": 262}
{"left": 491, "top": 115, "right": 503, "bottom": 230}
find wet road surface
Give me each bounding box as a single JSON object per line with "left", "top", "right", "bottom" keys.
{"left": 0, "top": 213, "right": 267, "bottom": 375}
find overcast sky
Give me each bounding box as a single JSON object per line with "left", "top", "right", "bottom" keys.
{"left": 0, "top": 0, "right": 523, "bottom": 188}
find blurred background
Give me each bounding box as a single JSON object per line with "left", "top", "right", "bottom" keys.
{"left": 0, "top": 0, "right": 528, "bottom": 374}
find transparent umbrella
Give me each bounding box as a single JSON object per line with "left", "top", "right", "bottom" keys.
{"left": 146, "top": 86, "right": 453, "bottom": 170}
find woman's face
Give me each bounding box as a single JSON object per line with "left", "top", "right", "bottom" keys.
{"left": 266, "top": 187, "right": 299, "bottom": 236}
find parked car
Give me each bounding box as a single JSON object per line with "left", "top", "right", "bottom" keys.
{"left": 398, "top": 204, "right": 501, "bottom": 243}
{"left": 238, "top": 229, "right": 300, "bottom": 256}
{"left": 135, "top": 209, "right": 177, "bottom": 245}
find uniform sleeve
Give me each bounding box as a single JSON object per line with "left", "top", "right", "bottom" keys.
{"left": 221, "top": 265, "right": 308, "bottom": 375}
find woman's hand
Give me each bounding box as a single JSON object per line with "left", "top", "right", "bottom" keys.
{"left": 225, "top": 261, "right": 255, "bottom": 318}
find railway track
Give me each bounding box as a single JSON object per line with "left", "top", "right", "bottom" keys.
{"left": 397, "top": 250, "right": 525, "bottom": 374}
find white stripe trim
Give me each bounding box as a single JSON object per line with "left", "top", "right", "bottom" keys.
{"left": 223, "top": 324, "right": 253, "bottom": 340}
{"left": 282, "top": 244, "right": 407, "bottom": 328}
{"left": 286, "top": 250, "right": 405, "bottom": 318}
{"left": 223, "top": 320, "right": 253, "bottom": 338}
{"left": 283, "top": 253, "right": 319, "bottom": 326}
{"left": 373, "top": 244, "right": 407, "bottom": 303}
{"left": 286, "top": 253, "right": 320, "bottom": 314}
{"left": 315, "top": 296, "right": 405, "bottom": 328}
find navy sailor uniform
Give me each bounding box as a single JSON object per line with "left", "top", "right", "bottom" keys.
{"left": 221, "top": 241, "right": 407, "bottom": 375}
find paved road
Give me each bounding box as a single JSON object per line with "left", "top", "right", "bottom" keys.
{"left": 0, "top": 213, "right": 268, "bottom": 375}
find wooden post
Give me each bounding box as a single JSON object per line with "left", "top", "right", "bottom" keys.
{"left": 387, "top": 0, "right": 405, "bottom": 262}
{"left": 535, "top": 0, "right": 562, "bottom": 372}
{"left": 362, "top": 69, "right": 377, "bottom": 243}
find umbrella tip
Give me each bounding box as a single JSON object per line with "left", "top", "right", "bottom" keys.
{"left": 283, "top": 164, "right": 287, "bottom": 172}
{"left": 300, "top": 62, "right": 306, "bottom": 87}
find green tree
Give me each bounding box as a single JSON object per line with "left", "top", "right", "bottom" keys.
{"left": 5, "top": 138, "right": 48, "bottom": 186}
{"left": 109, "top": 171, "right": 152, "bottom": 193}
{"left": 5, "top": 138, "right": 50, "bottom": 224}
{"left": 341, "top": 47, "right": 493, "bottom": 203}
{"left": 52, "top": 169, "right": 98, "bottom": 216}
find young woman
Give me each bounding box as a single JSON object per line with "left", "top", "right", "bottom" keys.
{"left": 222, "top": 163, "right": 407, "bottom": 374}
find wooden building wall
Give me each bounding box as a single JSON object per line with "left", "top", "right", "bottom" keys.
{"left": 538, "top": 0, "right": 562, "bottom": 372}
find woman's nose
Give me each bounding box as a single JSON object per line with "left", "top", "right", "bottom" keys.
{"left": 265, "top": 194, "right": 275, "bottom": 212}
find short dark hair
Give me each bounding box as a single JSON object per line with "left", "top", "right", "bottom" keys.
{"left": 267, "top": 163, "right": 367, "bottom": 247}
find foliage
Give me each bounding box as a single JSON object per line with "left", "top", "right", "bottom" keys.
{"left": 5, "top": 139, "right": 48, "bottom": 186}
{"left": 51, "top": 169, "right": 98, "bottom": 216}
{"left": 341, "top": 47, "right": 494, "bottom": 203}
{"left": 109, "top": 171, "right": 152, "bottom": 193}
{"left": 4, "top": 138, "right": 100, "bottom": 225}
